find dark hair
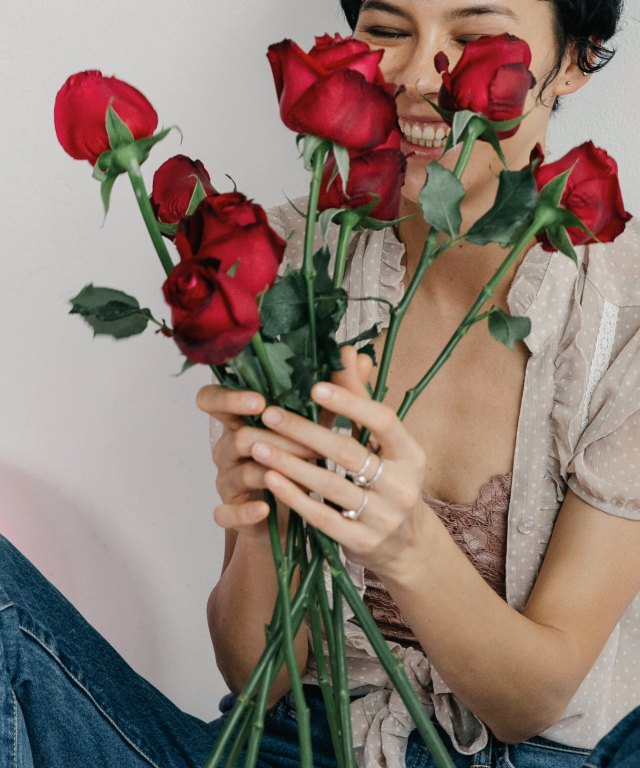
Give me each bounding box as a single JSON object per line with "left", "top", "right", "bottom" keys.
{"left": 340, "top": 0, "right": 624, "bottom": 104}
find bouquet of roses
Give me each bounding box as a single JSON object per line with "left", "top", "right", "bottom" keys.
{"left": 55, "top": 32, "right": 630, "bottom": 768}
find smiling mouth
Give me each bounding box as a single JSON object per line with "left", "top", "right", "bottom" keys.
{"left": 398, "top": 118, "right": 452, "bottom": 148}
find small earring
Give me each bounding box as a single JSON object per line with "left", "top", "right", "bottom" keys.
{"left": 566, "top": 80, "right": 571, "bottom": 85}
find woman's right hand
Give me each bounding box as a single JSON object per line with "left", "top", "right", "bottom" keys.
{"left": 196, "top": 386, "right": 321, "bottom": 536}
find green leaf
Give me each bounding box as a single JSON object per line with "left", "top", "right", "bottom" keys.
{"left": 318, "top": 208, "right": 342, "bottom": 246}
{"left": 174, "top": 358, "right": 198, "bottom": 377}
{"left": 452, "top": 110, "right": 476, "bottom": 147}
{"left": 233, "top": 346, "right": 270, "bottom": 399}
{"left": 476, "top": 124, "right": 508, "bottom": 168}
{"left": 314, "top": 247, "right": 333, "bottom": 293}
{"left": 339, "top": 323, "right": 381, "bottom": 349}
{"left": 488, "top": 308, "right": 532, "bottom": 351}
{"left": 259, "top": 271, "right": 308, "bottom": 339}
{"left": 538, "top": 167, "right": 573, "bottom": 208}
{"left": 186, "top": 178, "right": 208, "bottom": 216}
{"left": 418, "top": 161, "right": 465, "bottom": 237}
{"left": 106, "top": 105, "right": 135, "bottom": 149}
{"left": 332, "top": 143, "right": 350, "bottom": 191}
{"left": 69, "top": 284, "right": 149, "bottom": 339}
{"left": 281, "top": 325, "right": 312, "bottom": 358}
{"left": 302, "top": 135, "right": 330, "bottom": 171}
{"left": 100, "top": 175, "right": 118, "bottom": 218}
{"left": 358, "top": 342, "right": 377, "bottom": 366}
{"left": 545, "top": 225, "right": 578, "bottom": 265}
{"left": 262, "top": 341, "right": 295, "bottom": 393}
{"left": 286, "top": 354, "right": 317, "bottom": 403}
{"left": 157, "top": 221, "right": 179, "bottom": 237}
{"left": 335, "top": 414, "right": 352, "bottom": 430}
{"left": 466, "top": 167, "right": 538, "bottom": 246}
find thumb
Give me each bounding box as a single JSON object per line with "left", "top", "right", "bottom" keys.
{"left": 332, "top": 345, "right": 371, "bottom": 397}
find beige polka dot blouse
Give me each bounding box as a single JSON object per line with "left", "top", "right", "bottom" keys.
{"left": 264, "top": 199, "right": 640, "bottom": 765}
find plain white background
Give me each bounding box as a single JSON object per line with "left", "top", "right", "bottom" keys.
{"left": 0, "top": 0, "right": 638, "bottom": 724}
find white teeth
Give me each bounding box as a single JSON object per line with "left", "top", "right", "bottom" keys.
{"left": 411, "top": 124, "right": 422, "bottom": 139}
{"left": 424, "top": 125, "right": 435, "bottom": 141}
{"left": 418, "top": 138, "right": 426, "bottom": 146}
{"left": 425, "top": 139, "right": 434, "bottom": 147}
{"left": 404, "top": 123, "right": 412, "bottom": 136}
{"left": 433, "top": 139, "right": 443, "bottom": 148}
{"left": 435, "top": 127, "right": 445, "bottom": 140}
{"left": 445, "top": 127, "right": 452, "bottom": 136}
{"left": 400, "top": 121, "right": 451, "bottom": 148}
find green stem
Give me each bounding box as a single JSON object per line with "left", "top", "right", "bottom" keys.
{"left": 300, "top": 536, "right": 345, "bottom": 768}
{"left": 251, "top": 332, "right": 281, "bottom": 401}
{"left": 310, "top": 530, "right": 456, "bottom": 768}
{"left": 203, "top": 555, "right": 323, "bottom": 768}
{"left": 243, "top": 656, "right": 277, "bottom": 768}
{"left": 332, "top": 578, "right": 357, "bottom": 768}
{"left": 397, "top": 219, "right": 540, "bottom": 421}
{"left": 265, "top": 491, "right": 313, "bottom": 768}
{"left": 333, "top": 213, "right": 359, "bottom": 290}
{"left": 224, "top": 701, "right": 256, "bottom": 768}
{"left": 303, "top": 147, "right": 329, "bottom": 374}
{"left": 452, "top": 120, "right": 483, "bottom": 180}
{"left": 126, "top": 158, "right": 175, "bottom": 277}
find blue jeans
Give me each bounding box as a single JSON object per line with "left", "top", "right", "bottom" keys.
{"left": 0, "top": 533, "right": 593, "bottom": 767}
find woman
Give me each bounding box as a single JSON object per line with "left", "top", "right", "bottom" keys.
{"left": 0, "top": 0, "right": 634, "bottom": 766}
{"left": 200, "top": 0, "right": 638, "bottom": 765}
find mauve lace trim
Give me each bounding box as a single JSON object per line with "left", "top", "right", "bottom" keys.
{"left": 359, "top": 473, "right": 512, "bottom": 651}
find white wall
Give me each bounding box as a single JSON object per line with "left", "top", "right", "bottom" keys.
{"left": 0, "top": 0, "right": 637, "bottom": 726}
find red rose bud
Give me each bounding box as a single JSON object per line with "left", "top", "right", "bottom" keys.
{"left": 435, "top": 34, "right": 536, "bottom": 139}
{"left": 319, "top": 131, "right": 407, "bottom": 221}
{"left": 151, "top": 155, "right": 218, "bottom": 227}
{"left": 533, "top": 142, "right": 632, "bottom": 251}
{"left": 267, "top": 34, "right": 399, "bottom": 152}
{"left": 176, "top": 192, "right": 286, "bottom": 297}
{"left": 54, "top": 71, "right": 158, "bottom": 164}
{"left": 163, "top": 257, "right": 260, "bottom": 366}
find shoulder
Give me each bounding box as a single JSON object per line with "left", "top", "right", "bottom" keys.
{"left": 584, "top": 216, "right": 640, "bottom": 308}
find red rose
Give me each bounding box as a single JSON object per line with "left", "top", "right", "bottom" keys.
{"left": 533, "top": 142, "right": 632, "bottom": 251}
{"left": 176, "top": 192, "right": 286, "bottom": 297}
{"left": 54, "top": 71, "right": 158, "bottom": 164}
{"left": 150, "top": 155, "right": 218, "bottom": 227}
{"left": 435, "top": 34, "right": 536, "bottom": 139}
{"left": 318, "top": 131, "right": 407, "bottom": 221}
{"left": 267, "top": 34, "right": 399, "bottom": 151}
{"left": 163, "top": 257, "right": 260, "bottom": 366}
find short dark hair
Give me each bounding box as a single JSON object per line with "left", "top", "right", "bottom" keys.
{"left": 340, "top": 0, "right": 624, "bottom": 94}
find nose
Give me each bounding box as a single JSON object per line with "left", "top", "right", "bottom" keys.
{"left": 385, "top": 33, "right": 446, "bottom": 104}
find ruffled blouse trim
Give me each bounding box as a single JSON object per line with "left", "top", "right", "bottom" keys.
{"left": 377, "top": 226, "right": 406, "bottom": 329}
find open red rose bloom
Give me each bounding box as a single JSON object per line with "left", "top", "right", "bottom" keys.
{"left": 533, "top": 142, "right": 632, "bottom": 250}
{"left": 267, "top": 33, "right": 400, "bottom": 151}
{"left": 435, "top": 34, "right": 536, "bottom": 139}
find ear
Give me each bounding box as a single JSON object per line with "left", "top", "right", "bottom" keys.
{"left": 552, "top": 43, "right": 594, "bottom": 98}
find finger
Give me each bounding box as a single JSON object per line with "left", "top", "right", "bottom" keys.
{"left": 197, "top": 385, "right": 266, "bottom": 424}
{"left": 263, "top": 471, "right": 382, "bottom": 554}
{"left": 229, "top": 425, "right": 322, "bottom": 462}
{"left": 311, "top": 383, "right": 417, "bottom": 461}
{"left": 216, "top": 460, "right": 269, "bottom": 500}
{"left": 357, "top": 351, "right": 373, "bottom": 388}
{"left": 251, "top": 441, "right": 401, "bottom": 531}
{"left": 214, "top": 500, "right": 270, "bottom": 530}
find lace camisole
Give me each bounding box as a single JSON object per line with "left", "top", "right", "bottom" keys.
{"left": 359, "top": 473, "right": 512, "bottom": 652}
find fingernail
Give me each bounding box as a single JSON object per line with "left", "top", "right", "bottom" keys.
{"left": 314, "top": 384, "right": 332, "bottom": 400}
{"left": 263, "top": 408, "right": 282, "bottom": 426}
{"left": 253, "top": 442, "right": 271, "bottom": 459}
{"left": 266, "top": 473, "right": 281, "bottom": 489}
{"left": 244, "top": 395, "right": 261, "bottom": 412}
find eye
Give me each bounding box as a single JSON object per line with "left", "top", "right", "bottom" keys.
{"left": 362, "top": 26, "right": 410, "bottom": 40}
{"left": 452, "top": 34, "right": 489, "bottom": 47}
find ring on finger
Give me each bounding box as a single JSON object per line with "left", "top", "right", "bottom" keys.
{"left": 346, "top": 453, "right": 375, "bottom": 484}
{"left": 342, "top": 490, "right": 368, "bottom": 520}
{"left": 353, "top": 458, "right": 384, "bottom": 489}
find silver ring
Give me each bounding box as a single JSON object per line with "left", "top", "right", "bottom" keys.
{"left": 354, "top": 459, "right": 384, "bottom": 489}
{"left": 346, "top": 453, "right": 374, "bottom": 484}
{"left": 342, "top": 491, "right": 368, "bottom": 520}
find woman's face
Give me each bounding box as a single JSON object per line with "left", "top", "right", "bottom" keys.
{"left": 354, "top": 0, "right": 577, "bottom": 205}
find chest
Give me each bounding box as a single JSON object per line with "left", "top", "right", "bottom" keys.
{"left": 371, "top": 295, "right": 530, "bottom": 505}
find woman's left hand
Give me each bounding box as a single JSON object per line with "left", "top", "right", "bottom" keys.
{"left": 250, "top": 347, "right": 431, "bottom": 578}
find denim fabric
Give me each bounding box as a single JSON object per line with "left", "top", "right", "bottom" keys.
{"left": 0, "top": 533, "right": 593, "bottom": 768}
{"left": 582, "top": 706, "right": 640, "bottom": 768}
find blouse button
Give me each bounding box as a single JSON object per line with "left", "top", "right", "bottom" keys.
{"left": 518, "top": 517, "right": 535, "bottom": 535}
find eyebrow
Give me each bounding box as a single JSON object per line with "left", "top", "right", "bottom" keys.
{"left": 359, "top": 1, "right": 519, "bottom": 23}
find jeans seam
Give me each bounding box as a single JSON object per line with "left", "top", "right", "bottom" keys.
{"left": 0, "top": 602, "right": 14, "bottom": 614}
{"left": 19, "top": 625, "right": 162, "bottom": 768}
{"left": 582, "top": 763, "right": 599, "bottom": 768}
{"left": 523, "top": 742, "right": 592, "bottom": 756}
{"left": 12, "top": 691, "right": 17, "bottom": 768}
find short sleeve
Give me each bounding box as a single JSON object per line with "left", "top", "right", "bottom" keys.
{"left": 568, "top": 324, "right": 640, "bottom": 519}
